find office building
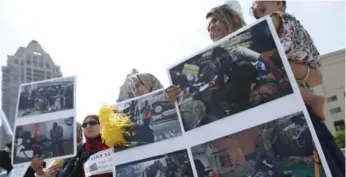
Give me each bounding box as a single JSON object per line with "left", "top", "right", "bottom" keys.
{"left": 314, "top": 49, "right": 345, "bottom": 134}
{"left": 117, "top": 68, "right": 139, "bottom": 103}
{"left": 0, "top": 40, "right": 62, "bottom": 148}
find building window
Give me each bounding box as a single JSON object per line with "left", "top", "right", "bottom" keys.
{"left": 329, "top": 107, "right": 342, "bottom": 115}
{"left": 326, "top": 95, "right": 338, "bottom": 102}
{"left": 334, "top": 120, "right": 345, "bottom": 132}
{"left": 20, "top": 60, "right": 24, "bottom": 65}
{"left": 15, "top": 60, "right": 19, "bottom": 64}
{"left": 39, "top": 62, "right": 44, "bottom": 67}
{"left": 26, "top": 60, "right": 31, "bottom": 65}
{"left": 46, "top": 63, "right": 50, "bottom": 69}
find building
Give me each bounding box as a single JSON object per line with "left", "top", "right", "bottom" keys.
{"left": 116, "top": 68, "right": 139, "bottom": 103}
{"left": 0, "top": 40, "right": 62, "bottom": 148}
{"left": 314, "top": 49, "right": 345, "bottom": 134}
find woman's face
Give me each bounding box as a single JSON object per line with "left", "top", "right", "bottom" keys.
{"left": 131, "top": 79, "right": 150, "bottom": 97}
{"left": 253, "top": 1, "right": 282, "bottom": 19}
{"left": 82, "top": 118, "right": 100, "bottom": 138}
{"left": 207, "top": 16, "right": 228, "bottom": 42}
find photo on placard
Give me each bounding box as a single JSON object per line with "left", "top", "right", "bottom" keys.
{"left": 115, "top": 149, "right": 195, "bottom": 177}
{"left": 190, "top": 112, "right": 326, "bottom": 177}
{"left": 114, "top": 89, "right": 183, "bottom": 148}
{"left": 168, "top": 18, "right": 293, "bottom": 131}
{"left": 17, "top": 76, "right": 75, "bottom": 118}
{"left": 12, "top": 116, "right": 75, "bottom": 165}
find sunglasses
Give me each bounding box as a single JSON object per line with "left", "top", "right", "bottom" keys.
{"left": 82, "top": 120, "right": 99, "bottom": 128}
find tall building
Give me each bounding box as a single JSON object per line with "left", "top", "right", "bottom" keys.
{"left": 0, "top": 40, "right": 62, "bottom": 148}
{"left": 117, "top": 68, "right": 139, "bottom": 103}
{"left": 314, "top": 49, "right": 345, "bottom": 134}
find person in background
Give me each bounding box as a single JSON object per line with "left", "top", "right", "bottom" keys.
{"left": 50, "top": 122, "right": 64, "bottom": 156}
{"left": 0, "top": 142, "right": 39, "bottom": 177}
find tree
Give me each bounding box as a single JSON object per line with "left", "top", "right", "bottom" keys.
{"left": 334, "top": 130, "right": 345, "bottom": 149}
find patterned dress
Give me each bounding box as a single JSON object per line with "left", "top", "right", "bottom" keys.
{"left": 273, "top": 11, "right": 321, "bottom": 69}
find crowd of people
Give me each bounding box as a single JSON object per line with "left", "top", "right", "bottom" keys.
{"left": 1, "top": 1, "right": 344, "bottom": 177}
{"left": 18, "top": 83, "right": 74, "bottom": 117}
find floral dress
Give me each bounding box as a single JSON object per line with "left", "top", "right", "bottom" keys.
{"left": 273, "top": 11, "right": 321, "bottom": 69}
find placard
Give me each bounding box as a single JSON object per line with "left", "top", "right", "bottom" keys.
{"left": 84, "top": 148, "right": 114, "bottom": 176}
{"left": 7, "top": 163, "right": 31, "bottom": 177}
{"left": 110, "top": 17, "right": 332, "bottom": 177}
{"left": 114, "top": 89, "right": 183, "bottom": 148}
{"left": 11, "top": 76, "right": 77, "bottom": 165}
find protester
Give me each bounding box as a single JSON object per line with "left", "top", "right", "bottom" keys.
{"left": 0, "top": 142, "right": 39, "bottom": 177}
{"left": 55, "top": 115, "right": 111, "bottom": 177}
{"left": 206, "top": 1, "right": 345, "bottom": 176}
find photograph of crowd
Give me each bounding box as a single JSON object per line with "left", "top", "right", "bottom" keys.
{"left": 12, "top": 117, "right": 75, "bottom": 164}
{"left": 190, "top": 112, "right": 324, "bottom": 177}
{"left": 169, "top": 20, "right": 293, "bottom": 131}
{"left": 114, "top": 90, "right": 182, "bottom": 148}
{"left": 116, "top": 150, "right": 195, "bottom": 177}
{"left": 17, "top": 77, "right": 75, "bottom": 118}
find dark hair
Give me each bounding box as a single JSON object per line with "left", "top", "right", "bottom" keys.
{"left": 6, "top": 142, "right": 12, "bottom": 150}
{"left": 211, "top": 47, "right": 228, "bottom": 60}
{"left": 250, "top": 1, "right": 287, "bottom": 19}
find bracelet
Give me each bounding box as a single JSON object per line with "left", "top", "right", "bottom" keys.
{"left": 303, "top": 65, "right": 311, "bottom": 81}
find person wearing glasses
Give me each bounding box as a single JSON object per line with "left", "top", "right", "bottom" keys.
{"left": 31, "top": 119, "right": 108, "bottom": 177}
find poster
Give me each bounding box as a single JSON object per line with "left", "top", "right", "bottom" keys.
{"left": 114, "top": 89, "right": 183, "bottom": 148}
{"left": 114, "top": 150, "right": 195, "bottom": 177}
{"left": 7, "top": 163, "right": 31, "bottom": 177}
{"left": 110, "top": 17, "right": 332, "bottom": 177}
{"left": 84, "top": 148, "right": 114, "bottom": 177}
{"left": 11, "top": 76, "right": 77, "bottom": 165}
{"left": 190, "top": 111, "right": 322, "bottom": 177}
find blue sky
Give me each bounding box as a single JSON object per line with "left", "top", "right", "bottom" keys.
{"left": 0, "top": 0, "right": 345, "bottom": 123}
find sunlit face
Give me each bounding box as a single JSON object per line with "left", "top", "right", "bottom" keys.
{"left": 130, "top": 79, "right": 149, "bottom": 97}
{"left": 82, "top": 118, "right": 100, "bottom": 138}
{"left": 207, "top": 16, "right": 228, "bottom": 42}
{"left": 253, "top": 1, "right": 283, "bottom": 19}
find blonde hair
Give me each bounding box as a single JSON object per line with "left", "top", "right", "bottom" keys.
{"left": 206, "top": 5, "right": 246, "bottom": 34}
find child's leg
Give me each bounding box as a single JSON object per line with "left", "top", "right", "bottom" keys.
{"left": 300, "top": 87, "right": 325, "bottom": 121}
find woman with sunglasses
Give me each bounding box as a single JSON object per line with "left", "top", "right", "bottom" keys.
{"left": 56, "top": 115, "right": 111, "bottom": 177}
{"left": 31, "top": 116, "right": 111, "bottom": 177}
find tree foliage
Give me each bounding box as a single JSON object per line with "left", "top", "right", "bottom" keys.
{"left": 335, "top": 130, "right": 345, "bottom": 149}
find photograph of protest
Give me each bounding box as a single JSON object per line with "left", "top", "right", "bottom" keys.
{"left": 114, "top": 89, "right": 183, "bottom": 148}
{"left": 190, "top": 112, "right": 325, "bottom": 177}
{"left": 17, "top": 77, "right": 75, "bottom": 118}
{"left": 115, "top": 149, "right": 195, "bottom": 177}
{"left": 12, "top": 116, "right": 75, "bottom": 164}
{"left": 169, "top": 19, "right": 293, "bottom": 131}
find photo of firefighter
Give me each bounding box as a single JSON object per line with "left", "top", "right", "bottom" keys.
{"left": 17, "top": 77, "right": 75, "bottom": 118}
{"left": 116, "top": 150, "right": 197, "bottom": 177}
{"left": 115, "top": 89, "right": 182, "bottom": 147}
{"left": 190, "top": 112, "right": 324, "bottom": 177}
{"left": 169, "top": 20, "right": 293, "bottom": 131}
{"left": 12, "top": 117, "right": 75, "bottom": 165}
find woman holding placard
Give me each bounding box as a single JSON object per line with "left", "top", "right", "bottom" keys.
{"left": 31, "top": 117, "right": 112, "bottom": 177}
{"left": 204, "top": 1, "right": 344, "bottom": 176}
